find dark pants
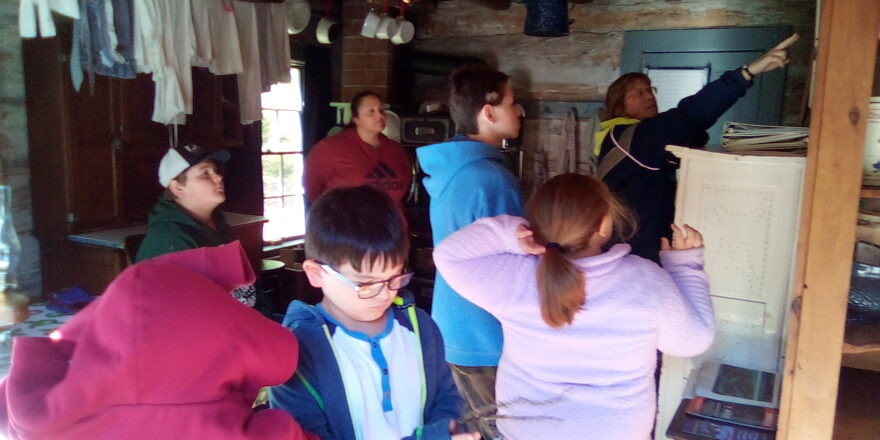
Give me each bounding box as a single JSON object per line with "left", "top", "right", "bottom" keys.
{"left": 449, "top": 364, "right": 501, "bottom": 440}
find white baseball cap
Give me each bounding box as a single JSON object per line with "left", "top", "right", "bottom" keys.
{"left": 158, "top": 144, "right": 230, "bottom": 187}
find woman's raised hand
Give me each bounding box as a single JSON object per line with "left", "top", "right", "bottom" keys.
{"left": 661, "top": 224, "right": 703, "bottom": 251}
{"left": 747, "top": 33, "right": 799, "bottom": 76}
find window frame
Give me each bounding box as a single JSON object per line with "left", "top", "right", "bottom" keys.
{"left": 260, "top": 63, "right": 307, "bottom": 245}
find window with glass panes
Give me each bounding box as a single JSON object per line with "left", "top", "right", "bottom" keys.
{"left": 261, "top": 67, "right": 305, "bottom": 243}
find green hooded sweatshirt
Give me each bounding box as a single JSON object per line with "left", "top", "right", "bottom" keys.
{"left": 135, "top": 197, "right": 236, "bottom": 262}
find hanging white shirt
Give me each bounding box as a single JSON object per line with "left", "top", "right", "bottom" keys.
{"left": 208, "top": 0, "right": 244, "bottom": 75}
{"left": 255, "top": 2, "right": 291, "bottom": 90}
{"left": 19, "top": 0, "right": 80, "bottom": 38}
{"left": 133, "top": 0, "right": 162, "bottom": 75}
{"left": 190, "top": 0, "right": 213, "bottom": 69}
{"left": 132, "top": 0, "right": 196, "bottom": 124}
{"left": 233, "top": 0, "right": 261, "bottom": 124}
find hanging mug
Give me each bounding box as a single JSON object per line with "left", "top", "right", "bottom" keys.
{"left": 391, "top": 1, "right": 414, "bottom": 45}
{"left": 375, "top": 0, "right": 397, "bottom": 39}
{"left": 361, "top": 0, "right": 381, "bottom": 38}
{"left": 286, "top": 0, "right": 311, "bottom": 35}
{"left": 317, "top": 17, "right": 338, "bottom": 44}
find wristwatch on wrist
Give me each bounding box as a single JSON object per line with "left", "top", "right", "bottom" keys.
{"left": 741, "top": 64, "right": 755, "bottom": 81}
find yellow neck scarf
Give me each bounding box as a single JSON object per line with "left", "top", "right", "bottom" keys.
{"left": 594, "top": 117, "right": 640, "bottom": 155}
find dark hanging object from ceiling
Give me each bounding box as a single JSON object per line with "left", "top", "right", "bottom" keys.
{"left": 523, "top": 0, "right": 569, "bottom": 37}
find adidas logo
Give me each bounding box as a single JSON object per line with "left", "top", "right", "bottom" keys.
{"left": 366, "top": 162, "right": 399, "bottom": 179}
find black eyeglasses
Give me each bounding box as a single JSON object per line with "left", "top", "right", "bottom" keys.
{"left": 320, "top": 264, "right": 414, "bottom": 299}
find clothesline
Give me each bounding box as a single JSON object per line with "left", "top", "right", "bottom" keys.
{"left": 19, "top": 0, "right": 299, "bottom": 126}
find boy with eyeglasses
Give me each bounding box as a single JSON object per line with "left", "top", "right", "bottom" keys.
{"left": 269, "top": 185, "right": 479, "bottom": 440}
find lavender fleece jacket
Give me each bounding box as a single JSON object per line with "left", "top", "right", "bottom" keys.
{"left": 433, "top": 215, "right": 715, "bottom": 440}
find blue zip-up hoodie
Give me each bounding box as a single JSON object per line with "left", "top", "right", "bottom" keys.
{"left": 268, "top": 292, "right": 463, "bottom": 440}
{"left": 416, "top": 136, "right": 524, "bottom": 366}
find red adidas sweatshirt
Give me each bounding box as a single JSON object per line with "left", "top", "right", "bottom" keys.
{"left": 304, "top": 128, "right": 412, "bottom": 211}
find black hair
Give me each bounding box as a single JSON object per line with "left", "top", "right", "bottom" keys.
{"left": 305, "top": 185, "right": 409, "bottom": 271}
{"left": 345, "top": 91, "right": 383, "bottom": 129}
{"left": 448, "top": 65, "right": 510, "bottom": 135}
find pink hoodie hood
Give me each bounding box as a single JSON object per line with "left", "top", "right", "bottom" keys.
{"left": 0, "top": 242, "right": 311, "bottom": 440}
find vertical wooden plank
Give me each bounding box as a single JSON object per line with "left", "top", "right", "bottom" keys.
{"left": 778, "top": 1, "right": 880, "bottom": 439}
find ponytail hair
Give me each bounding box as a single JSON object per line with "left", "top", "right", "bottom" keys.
{"left": 536, "top": 242, "right": 585, "bottom": 327}
{"left": 527, "top": 173, "right": 635, "bottom": 327}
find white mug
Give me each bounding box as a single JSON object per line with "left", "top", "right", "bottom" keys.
{"left": 390, "top": 17, "right": 414, "bottom": 45}
{"left": 286, "top": 0, "right": 311, "bottom": 35}
{"left": 375, "top": 13, "right": 397, "bottom": 39}
{"left": 316, "top": 17, "right": 338, "bottom": 44}
{"left": 360, "top": 9, "right": 381, "bottom": 38}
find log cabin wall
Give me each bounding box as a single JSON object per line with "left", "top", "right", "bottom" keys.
{"left": 0, "top": 2, "right": 41, "bottom": 297}
{"left": 4, "top": 1, "right": 879, "bottom": 299}
{"left": 406, "top": 0, "right": 817, "bottom": 193}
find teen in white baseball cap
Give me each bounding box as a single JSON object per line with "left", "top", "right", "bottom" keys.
{"left": 158, "top": 144, "right": 231, "bottom": 187}
{"left": 137, "top": 144, "right": 257, "bottom": 307}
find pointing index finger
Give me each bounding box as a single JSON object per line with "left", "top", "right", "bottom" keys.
{"left": 774, "top": 33, "right": 799, "bottom": 50}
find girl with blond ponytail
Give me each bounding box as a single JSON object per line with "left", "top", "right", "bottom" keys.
{"left": 434, "top": 173, "right": 715, "bottom": 440}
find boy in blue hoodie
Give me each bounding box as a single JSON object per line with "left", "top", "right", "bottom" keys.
{"left": 269, "top": 185, "right": 478, "bottom": 440}
{"left": 416, "top": 65, "right": 524, "bottom": 439}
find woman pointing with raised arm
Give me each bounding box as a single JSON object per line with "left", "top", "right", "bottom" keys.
{"left": 596, "top": 33, "right": 799, "bottom": 262}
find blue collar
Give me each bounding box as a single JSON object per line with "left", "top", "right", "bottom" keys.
{"left": 315, "top": 303, "right": 395, "bottom": 341}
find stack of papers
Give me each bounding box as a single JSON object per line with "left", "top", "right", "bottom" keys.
{"left": 721, "top": 122, "right": 809, "bottom": 156}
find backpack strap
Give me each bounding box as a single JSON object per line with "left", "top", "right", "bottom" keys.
{"left": 296, "top": 371, "right": 326, "bottom": 411}
{"left": 393, "top": 295, "right": 428, "bottom": 437}
{"left": 596, "top": 122, "right": 639, "bottom": 179}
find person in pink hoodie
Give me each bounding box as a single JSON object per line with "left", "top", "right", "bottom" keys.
{"left": 433, "top": 173, "right": 715, "bottom": 440}
{"left": 0, "top": 241, "right": 316, "bottom": 440}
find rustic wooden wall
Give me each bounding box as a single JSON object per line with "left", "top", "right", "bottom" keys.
{"left": 406, "top": 0, "right": 817, "bottom": 193}
{"left": 411, "top": 0, "right": 814, "bottom": 107}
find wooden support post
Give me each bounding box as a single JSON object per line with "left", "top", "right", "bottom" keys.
{"left": 778, "top": 1, "right": 880, "bottom": 439}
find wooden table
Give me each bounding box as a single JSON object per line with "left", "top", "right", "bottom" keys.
{"left": 41, "top": 213, "right": 267, "bottom": 296}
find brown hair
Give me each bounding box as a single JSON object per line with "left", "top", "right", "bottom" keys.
{"left": 448, "top": 65, "right": 510, "bottom": 135}
{"left": 526, "top": 173, "right": 636, "bottom": 327}
{"left": 305, "top": 185, "right": 409, "bottom": 272}
{"left": 162, "top": 172, "right": 189, "bottom": 200}
{"left": 345, "top": 91, "right": 383, "bottom": 129}
{"left": 602, "top": 72, "right": 651, "bottom": 121}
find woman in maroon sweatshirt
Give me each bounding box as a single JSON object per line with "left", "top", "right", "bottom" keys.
{"left": 304, "top": 91, "right": 412, "bottom": 215}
